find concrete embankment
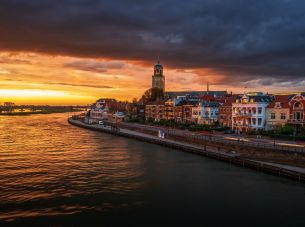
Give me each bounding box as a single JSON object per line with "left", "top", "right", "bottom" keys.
{"left": 68, "top": 118, "right": 305, "bottom": 183}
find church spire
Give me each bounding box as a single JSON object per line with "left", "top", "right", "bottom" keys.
{"left": 152, "top": 60, "right": 165, "bottom": 92}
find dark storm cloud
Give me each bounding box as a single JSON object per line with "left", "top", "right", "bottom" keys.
{"left": 64, "top": 60, "right": 126, "bottom": 73}
{"left": 0, "top": 0, "right": 305, "bottom": 84}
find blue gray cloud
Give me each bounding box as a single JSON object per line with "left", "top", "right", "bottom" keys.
{"left": 0, "top": 0, "right": 305, "bottom": 84}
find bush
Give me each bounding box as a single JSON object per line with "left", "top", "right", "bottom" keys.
{"left": 280, "top": 125, "right": 295, "bottom": 135}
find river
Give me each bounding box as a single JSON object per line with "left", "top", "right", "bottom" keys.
{"left": 0, "top": 113, "right": 304, "bottom": 226}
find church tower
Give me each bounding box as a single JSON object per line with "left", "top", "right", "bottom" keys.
{"left": 152, "top": 59, "right": 165, "bottom": 92}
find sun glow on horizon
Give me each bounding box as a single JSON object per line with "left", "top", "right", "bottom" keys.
{"left": 0, "top": 89, "right": 68, "bottom": 97}
{"left": 0, "top": 89, "right": 99, "bottom": 105}
{"left": 1, "top": 51, "right": 302, "bottom": 105}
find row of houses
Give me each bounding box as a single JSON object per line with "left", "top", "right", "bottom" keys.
{"left": 85, "top": 99, "right": 127, "bottom": 124}
{"left": 145, "top": 92, "right": 305, "bottom": 132}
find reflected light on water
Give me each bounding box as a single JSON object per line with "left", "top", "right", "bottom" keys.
{"left": 0, "top": 113, "right": 145, "bottom": 221}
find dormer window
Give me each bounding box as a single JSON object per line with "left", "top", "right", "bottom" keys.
{"left": 294, "top": 102, "right": 303, "bottom": 110}
{"left": 275, "top": 102, "right": 281, "bottom": 108}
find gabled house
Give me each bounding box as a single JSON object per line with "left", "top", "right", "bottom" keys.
{"left": 288, "top": 93, "right": 305, "bottom": 128}
{"left": 219, "top": 96, "right": 236, "bottom": 127}
{"left": 266, "top": 95, "right": 290, "bottom": 130}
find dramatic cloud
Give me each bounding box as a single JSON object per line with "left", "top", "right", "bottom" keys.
{"left": 64, "top": 59, "right": 126, "bottom": 73}
{"left": 0, "top": 0, "right": 305, "bottom": 104}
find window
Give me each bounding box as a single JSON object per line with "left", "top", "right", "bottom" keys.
{"left": 271, "top": 113, "right": 276, "bottom": 119}
{"left": 281, "top": 113, "right": 286, "bottom": 120}
{"left": 275, "top": 102, "right": 281, "bottom": 108}
{"left": 258, "top": 118, "right": 262, "bottom": 125}
{"left": 294, "top": 102, "right": 303, "bottom": 109}
{"left": 294, "top": 112, "right": 303, "bottom": 120}
{"left": 258, "top": 107, "right": 262, "bottom": 114}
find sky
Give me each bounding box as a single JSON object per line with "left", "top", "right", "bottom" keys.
{"left": 1, "top": 0, "right": 305, "bottom": 105}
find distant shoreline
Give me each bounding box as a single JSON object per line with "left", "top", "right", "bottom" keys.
{"left": 0, "top": 109, "right": 83, "bottom": 116}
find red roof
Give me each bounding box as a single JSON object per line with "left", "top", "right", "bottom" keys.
{"left": 199, "top": 95, "right": 215, "bottom": 101}
{"left": 220, "top": 95, "right": 239, "bottom": 106}
{"left": 146, "top": 100, "right": 165, "bottom": 105}
{"left": 267, "top": 95, "right": 290, "bottom": 108}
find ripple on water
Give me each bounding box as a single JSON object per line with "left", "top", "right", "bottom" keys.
{"left": 1, "top": 113, "right": 305, "bottom": 227}
{"left": 0, "top": 113, "right": 148, "bottom": 222}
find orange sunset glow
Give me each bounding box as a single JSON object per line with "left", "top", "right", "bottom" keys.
{"left": 1, "top": 52, "right": 300, "bottom": 105}
{"left": 2, "top": 1, "right": 305, "bottom": 226}
{"left": 0, "top": 52, "right": 212, "bottom": 104}
{"left": 1, "top": 0, "right": 304, "bottom": 106}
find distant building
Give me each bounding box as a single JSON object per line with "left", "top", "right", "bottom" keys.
{"left": 127, "top": 102, "right": 144, "bottom": 120}
{"left": 86, "top": 98, "right": 128, "bottom": 124}
{"left": 174, "top": 100, "right": 197, "bottom": 123}
{"left": 152, "top": 60, "right": 165, "bottom": 93}
{"left": 288, "top": 93, "right": 305, "bottom": 128}
{"left": 197, "top": 101, "right": 220, "bottom": 125}
{"left": 87, "top": 100, "right": 110, "bottom": 124}
{"left": 232, "top": 93, "right": 272, "bottom": 132}
{"left": 266, "top": 95, "right": 290, "bottom": 130}
{"left": 191, "top": 104, "right": 201, "bottom": 124}
{"left": 219, "top": 96, "right": 236, "bottom": 127}
{"left": 112, "top": 111, "right": 126, "bottom": 122}
{"left": 165, "top": 91, "right": 227, "bottom": 99}
{"left": 145, "top": 100, "right": 165, "bottom": 121}
{"left": 164, "top": 99, "right": 175, "bottom": 120}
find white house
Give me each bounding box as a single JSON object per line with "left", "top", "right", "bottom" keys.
{"left": 86, "top": 100, "right": 110, "bottom": 124}
{"left": 192, "top": 101, "right": 220, "bottom": 125}
{"left": 232, "top": 93, "right": 272, "bottom": 132}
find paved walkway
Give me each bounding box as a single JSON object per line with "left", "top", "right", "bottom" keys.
{"left": 119, "top": 127, "right": 238, "bottom": 158}
{"left": 119, "top": 122, "right": 305, "bottom": 153}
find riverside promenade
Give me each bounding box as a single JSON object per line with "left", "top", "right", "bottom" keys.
{"left": 68, "top": 118, "right": 305, "bottom": 182}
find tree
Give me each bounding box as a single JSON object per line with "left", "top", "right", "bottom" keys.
{"left": 3, "top": 102, "right": 15, "bottom": 112}
{"left": 139, "top": 88, "right": 164, "bottom": 104}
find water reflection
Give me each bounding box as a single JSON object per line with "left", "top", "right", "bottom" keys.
{"left": 0, "top": 113, "right": 304, "bottom": 226}
{"left": 0, "top": 113, "right": 146, "bottom": 222}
